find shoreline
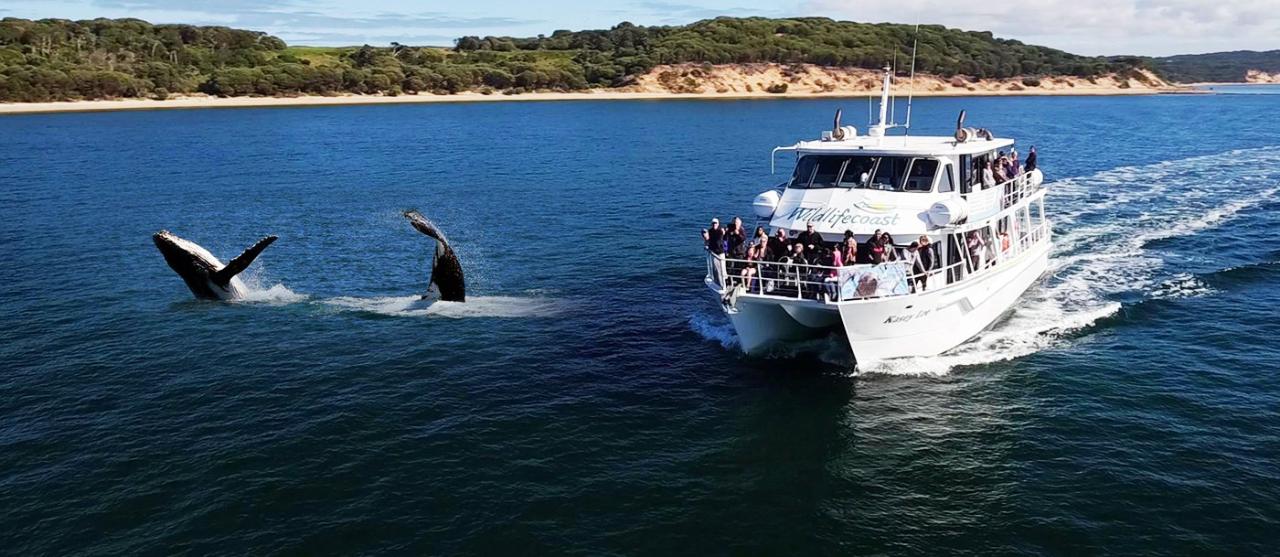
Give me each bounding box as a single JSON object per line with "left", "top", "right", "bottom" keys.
{"left": 0, "top": 87, "right": 1206, "bottom": 116}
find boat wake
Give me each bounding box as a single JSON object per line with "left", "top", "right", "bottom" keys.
{"left": 858, "top": 145, "right": 1280, "bottom": 376}
{"left": 689, "top": 313, "right": 739, "bottom": 349}
{"left": 322, "top": 295, "right": 562, "bottom": 318}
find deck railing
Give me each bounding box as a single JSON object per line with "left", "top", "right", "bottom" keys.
{"left": 962, "top": 171, "right": 1041, "bottom": 219}
{"left": 708, "top": 219, "right": 1050, "bottom": 304}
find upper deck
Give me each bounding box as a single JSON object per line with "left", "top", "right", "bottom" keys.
{"left": 753, "top": 67, "right": 1038, "bottom": 240}
{"left": 784, "top": 133, "right": 1015, "bottom": 158}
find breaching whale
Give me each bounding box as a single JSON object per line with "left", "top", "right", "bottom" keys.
{"left": 403, "top": 210, "right": 466, "bottom": 302}
{"left": 152, "top": 230, "right": 278, "bottom": 300}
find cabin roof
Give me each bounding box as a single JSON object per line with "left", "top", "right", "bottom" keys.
{"left": 786, "top": 134, "right": 1016, "bottom": 157}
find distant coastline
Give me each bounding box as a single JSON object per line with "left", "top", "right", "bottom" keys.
{"left": 0, "top": 82, "right": 1202, "bottom": 116}
{"left": 2, "top": 17, "right": 1215, "bottom": 115}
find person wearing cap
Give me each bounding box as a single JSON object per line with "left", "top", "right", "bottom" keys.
{"left": 701, "top": 218, "right": 724, "bottom": 255}
{"left": 795, "top": 221, "right": 823, "bottom": 250}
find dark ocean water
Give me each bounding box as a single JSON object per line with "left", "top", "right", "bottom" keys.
{"left": 2, "top": 92, "right": 1279, "bottom": 555}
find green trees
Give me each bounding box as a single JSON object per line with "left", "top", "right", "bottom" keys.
{"left": 0, "top": 17, "right": 288, "bottom": 100}
{"left": 0, "top": 16, "right": 1168, "bottom": 102}
{"left": 1152, "top": 50, "right": 1280, "bottom": 83}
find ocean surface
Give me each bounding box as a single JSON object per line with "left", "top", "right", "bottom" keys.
{"left": 3, "top": 91, "right": 1279, "bottom": 555}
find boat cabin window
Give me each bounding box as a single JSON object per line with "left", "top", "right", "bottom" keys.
{"left": 939, "top": 163, "right": 955, "bottom": 193}
{"left": 839, "top": 157, "right": 878, "bottom": 188}
{"left": 787, "top": 155, "right": 940, "bottom": 192}
{"left": 904, "top": 159, "right": 939, "bottom": 191}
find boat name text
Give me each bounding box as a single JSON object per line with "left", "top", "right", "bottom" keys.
{"left": 785, "top": 206, "right": 901, "bottom": 227}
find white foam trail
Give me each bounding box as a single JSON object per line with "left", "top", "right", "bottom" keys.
{"left": 1150, "top": 273, "right": 1217, "bottom": 301}
{"left": 229, "top": 269, "right": 308, "bottom": 304}
{"left": 233, "top": 283, "right": 308, "bottom": 304}
{"left": 689, "top": 312, "right": 738, "bottom": 349}
{"left": 848, "top": 146, "right": 1280, "bottom": 376}
{"left": 323, "top": 295, "right": 561, "bottom": 318}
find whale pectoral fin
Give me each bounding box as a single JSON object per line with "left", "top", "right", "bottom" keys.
{"left": 211, "top": 235, "right": 278, "bottom": 287}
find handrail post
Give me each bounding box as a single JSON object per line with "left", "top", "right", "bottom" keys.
{"left": 717, "top": 254, "right": 727, "bottom": 291}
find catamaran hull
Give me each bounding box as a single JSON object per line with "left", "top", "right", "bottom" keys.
{"left": 719, "top": 240, "right": 1051, "bottom": 362}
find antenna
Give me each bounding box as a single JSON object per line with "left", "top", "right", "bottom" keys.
{"left": 890, "top": 51, "right": 897, "bottom": 126}
{"left": 905, "top": 22, "right": 920, "bottom": 136}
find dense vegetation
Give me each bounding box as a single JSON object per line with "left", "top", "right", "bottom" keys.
{"left": 0, "top": 16, "right": 1156, "bottom": 102}
{"left": 1151, "top": 50, "right": 1280, "bottom": 83}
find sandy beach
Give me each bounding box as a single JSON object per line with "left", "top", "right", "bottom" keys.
{"left": 0, "top": 87, "right": 1195, "bottom": 115}
{"left": 0, "top": 65, "right": 1198, "bottom": 115}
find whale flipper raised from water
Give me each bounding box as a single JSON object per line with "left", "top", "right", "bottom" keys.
{"left": 403, "top": 210, "right": 466, "bottom": 302}
{"left": 210, "top": 235, "right": 278, "bottom": 288}
{"left": 153, "top": 230, "right": 278, "bottom": 300}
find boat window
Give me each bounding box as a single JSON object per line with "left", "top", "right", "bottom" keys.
{"left": 869, "top": 157, "right": 910, "bottom": 190}
{"left": 789, "top": 155, "right": 875, "bottom": 189}
{"left": 940, "top": 163, "right": 955, "bottom": 193}
{"left": 811, "top": 157, "right": 846, "bottom": 188}
{"left": 904, "top": 158, "right": 939, "bottom": 192}
{"left": 840, "top": 156, "right": 878, "bottom": 188}
{"left": 788, "top": 155, "right": 931, "bottom": 192}
{"left": 788, "top": 156, "right": 819, "bottom": 188}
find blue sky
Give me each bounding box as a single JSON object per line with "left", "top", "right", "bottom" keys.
{"left": 5, "top": 0, "right": 1277, "bottom": 56}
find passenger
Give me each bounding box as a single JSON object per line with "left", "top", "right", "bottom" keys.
{"left": 1024, "top": 146, "right": 1038, "bottom": 173}
{"left": 795, "top": 221, "right": 823, "bottom": 249}
{"left": 768, "top": 228, "right": 790, "bottom": 262}
{"left": 880, "top": 232, "right": 897, "bottom": 262}
{"left": 740, "top": 240, "right": 765, "bottom": 291}
{"left": 821, "top": 246, "right": 843, "bottom": 301}
{"left": 966, "top": 231, "right": 985, "bottom": 272}
{"left": 752, "top": 226, "right": 769, "bottom": 257}
{"left": 859, "top": 230, "right": 881, "bottom": 264}
{"left": 993, "top": 155, "right": 1008, "bottom": 184}
{"left": 1000, "top": 230, "right": 1011, "bottom": 254}
{"left": 916, "top": 235, "right": 935, "bottom": 291}
{"left": 725, "top": 217, "right": 747, "bottom": 258}
{"left": 843, "top": 229, "right": 855, "bottom": 246}
{"left": 982, "top": 159, "right": 996, "bottom": 189}
{"left": 840, "top": 237, "right": 858, "bottom": 269}
{"left": 906, "top": 242, "right": 922, "bottom": 292}
{"left": 701, "top": 218, "right": 724, "bottom": 255}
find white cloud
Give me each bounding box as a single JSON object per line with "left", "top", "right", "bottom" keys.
{"left": 797, "top": 0, "right": 1280, "bottom": 56}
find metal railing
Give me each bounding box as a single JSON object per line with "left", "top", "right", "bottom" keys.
{"left": 966, "top": 171, "right": 1041, "bottom": 218}
{"left": 708, "top": 220, "right": 1050, "bottom": 304}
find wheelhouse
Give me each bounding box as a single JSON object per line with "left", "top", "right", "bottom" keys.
{"left": 787, "top": 154, "right": 948, "bottom": 192}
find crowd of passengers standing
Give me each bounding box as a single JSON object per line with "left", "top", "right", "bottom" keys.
{"left": 701, "top": 218, "right": 941, "bottom": 297}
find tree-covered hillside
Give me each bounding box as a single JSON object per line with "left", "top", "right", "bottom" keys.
{"left": 1151, "top": 50, "right": 1280, "bottom": 83}
{"left": 457, "top": 17, "right": 1144, "bottom": 80}
{"left": 0, "top": 16, "right": 1153, "bottom": 102}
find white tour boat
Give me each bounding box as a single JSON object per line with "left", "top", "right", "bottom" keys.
{"left": 705, "top": 68, "right": 1050, "bottom": 362}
